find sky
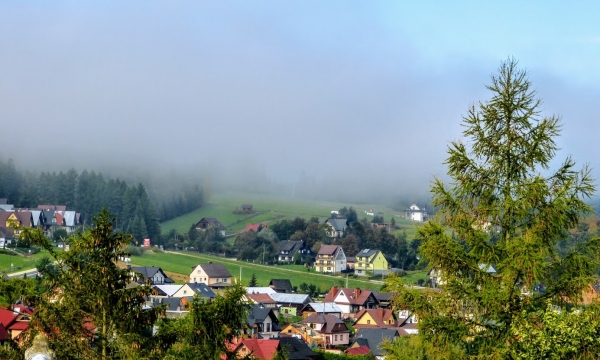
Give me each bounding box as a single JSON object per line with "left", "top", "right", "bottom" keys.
{"left": 1, "top": 1, "right": 599, "bottom": 203}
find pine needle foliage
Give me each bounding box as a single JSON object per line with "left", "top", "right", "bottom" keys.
{"left": 385, "top": 59, "right": 600, "bottom": 359}
{"left": 23, "top": 209, "right": 162, "bottom": 360}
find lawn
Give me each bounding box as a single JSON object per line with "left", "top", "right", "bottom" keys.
{"left": 0, "top": 250, "right": 50, "bottom": 274}
{"left": 129, "top": 250, "right": 428, "bottom": 293}
{"left": 160, "top": 191, "right": 424, "bottom": 240}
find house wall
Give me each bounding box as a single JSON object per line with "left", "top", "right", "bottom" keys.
{"left": 329, "top": 332, "right": 349, "bottom": 346}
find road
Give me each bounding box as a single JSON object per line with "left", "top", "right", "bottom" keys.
{"left": 5, "top": 268, "right": 39, "bottom": 279}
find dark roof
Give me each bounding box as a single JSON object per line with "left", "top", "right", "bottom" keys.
{"left": 247, "top": 305, "right": 278, "bottom": 326}
{"left": 186, "top": 283, "right": 217, "bottom": 298}
{"left": 269, "top": 279, "right": 293, "bottom": 293}
{"left": 275, "top": 336, "right": 318, "bottom": 360}
{"left": 352, "top": 328, "right": 399, "bottom": 356}
{"left": 37, "top": 204, "right": 67, "bottom": 211}
{"left": 192, "top": 263, "right": 233, "bottom": 278}
{"left": 277, "top": 240, "right": 302, "bottom": 253}
{"left": 195, "top": 217, "right": 226, "bottom": 231}
{"left": 130, "top": 266, "right": 174, "bottom": 284}
{"left": 357, "top": 249, "right": 380, "bottom": 258}
{"left": 324, "top": 218, "right": 347, "bottom": 231}
{"left": 241, "top": 204, "right": 253, "bottom": 209}
{"left": 302, "top": 314, "right": 348, "bottom": 334}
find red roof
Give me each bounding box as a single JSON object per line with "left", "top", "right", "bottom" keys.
{"left": 0, "top": 323, "right": 9, "bottom": 341}
{"left": 236, "top": 339, "right": 279, "bottom": 359}
{"left": 244, "top": 223, "right": 266, "bottom": 232}
{"left": 8, "top": 321, "right": 28, "bottom": 331}
{"left": 246, "top": 293, "right": 276, "bottom": 304}
{"left": 0, "top": 309, "right": 18, "bottom": 329}
{"left": 346, "top": 345, "right": 372, "bottom": 355}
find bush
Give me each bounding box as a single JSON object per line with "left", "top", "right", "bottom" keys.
{"left": 127, "top": 245, "right": 145, "bottom": 256}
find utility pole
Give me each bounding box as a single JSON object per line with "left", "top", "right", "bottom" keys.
{"left": 262, "top": 243, "right": 265, "bottom": 264}
{"left": 346, "top": 273, "right": 348, "bottom": 288}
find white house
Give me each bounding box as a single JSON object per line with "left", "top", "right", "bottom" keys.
{"left": 405, "top": 204, "right": 428, "bottom": 222}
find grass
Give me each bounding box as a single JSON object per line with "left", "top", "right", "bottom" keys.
{"left": 129, "top": 250, "right": 428, "bottom": 292}
{"left": 0, "top": 250, "right": 50, "bottom": 273}
{"left": 160, "top": 191, "right": 423, "bottom": 240}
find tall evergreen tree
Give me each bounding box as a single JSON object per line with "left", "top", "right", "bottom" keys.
{"left": 24, "top": 209, "right": 161, "bottom": 359}
{"left": 385, "top": 59, "right": 600, "bottom": 358}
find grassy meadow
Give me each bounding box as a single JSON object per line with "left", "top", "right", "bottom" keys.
{"left": 129, "top": 250, "right": 428, "bottom": 292}
{"left": 160, "top": 192, "right": 422, "bottom": 239}
{"left": 0, "top": 250, "right": 49, "bottom": 274}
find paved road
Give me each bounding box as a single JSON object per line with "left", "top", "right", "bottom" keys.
{"left": 5, "top": 268, "right": 39, "bottom": 279}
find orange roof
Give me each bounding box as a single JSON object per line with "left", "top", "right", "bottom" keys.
{"left": 244, "top": 224, "right": 266, "bottom": 232}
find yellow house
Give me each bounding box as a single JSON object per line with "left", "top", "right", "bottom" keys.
{"left": 279, "top": 323, "right": 323, "bottom": 347}
{"left": 0, "top": 211, "right": 33, "bottom": 237}
{"left": 355, "top": 249, "right": 388, "bottom": 277}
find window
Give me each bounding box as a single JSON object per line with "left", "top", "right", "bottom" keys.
{"left": 367, "top": 320, "right": 371, "bottom": 324}
{"left": 223, "top": 278, "right": 227, "bottom": 283}
{"left": 334, "top": 335, "right": 338, "bottom": 341}
{"left": 183, "top": 290, "right": 187, "bottom": 295}
{"left": 197, "top": 270, "right": 201, "bottom": 274}
{"left": 193, "top": 278, "right": 196, "bottom": 282}
{"left": 327, "top": 267, "right": 331, "bottom": 271}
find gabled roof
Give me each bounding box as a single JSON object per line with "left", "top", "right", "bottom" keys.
{"left": 63, "top": 211, "right": 77, "bottom": 226}
{"left": 357, "top": 249, "right": 380, "bottom": 259}
{"left": 130, "top": 266, "right": 174, "bottom": 284}
{"left": 246, "top": 293, "right": 277, "bottom": 304}
{"left": 302, "top": 314, "right": 348, "bottom": 334}
{"left": 244, "top": 223, "right": 265, "bottom": 232}
{"left": 153, "top": 284, "right": 183, "bottom": 297}
{"left": 236, "top": 339, "right": 279, "bottom": 359}
{"left": 277, "top": 240, "right": 303, "bottom": 253}
{"left": 246, "top": 287, "right": 277, "bottom": 295}
{"left": 269, "top": 279, "right": 293, "bottom": 293}
{"left": 324, "top": 287, "right": 377, "bottom": 306}
{"left": 354, "top": 309, "right": 397, "bottom": 327}
{"left": 186, "top": 283, "right": 217, "bottom": 298}
{"left": 192, "top": 263, "right": 232, "bottom": 278}
{"left": 247, "top": 305, "right": 278, "bottom": 326}
{"left": 275, "top": 337, "right": 318, "bottom": 359}
{"left": 301, "top": 302, "right": 342, "bottom": 314}
{"left": 324, "top": 218, "right": 347, "bottom": 231}
{"left": 0, "top": 323, "right": 8, "bottom": 341}
{"left": 346, "top": 345, "right": 372, "bottom": 356}
{"left": 318, "top": 245, "right": 341, "bottom": 256}
{"left": 14, "top": 211, "right": 33, "bottom": 227}
{"left": 195, "top": 217, "right": 226, "bottom": 231}
{"left": 353, "top": 328, "right": 400, "bottom": 356}
{"left": 270, "top": 293, "right": 311, "bottom": 305}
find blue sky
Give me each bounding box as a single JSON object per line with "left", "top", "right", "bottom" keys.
{"left": 1, "top": 1, "right": 599, "bottom": 200}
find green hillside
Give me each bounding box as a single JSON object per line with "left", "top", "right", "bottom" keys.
{"left": 160, "top": 192, "right": 422, "bottom": 239}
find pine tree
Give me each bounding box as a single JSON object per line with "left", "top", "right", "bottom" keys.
{"left": 24, "top": 209, "right": 161, "bottom": 359}
{"left": 384, "top": 59, "right": 600, "bottom": 358}
{"left": 248, "top": 273, "right": 258, "bottom": 287}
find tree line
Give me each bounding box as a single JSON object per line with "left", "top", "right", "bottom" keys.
{"left": 0, "top": 161, "right": 206, "bottom": 244}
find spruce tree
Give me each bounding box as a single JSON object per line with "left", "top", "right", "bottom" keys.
{"left": 385, "top": 59, "right": 599, "bottom": 358}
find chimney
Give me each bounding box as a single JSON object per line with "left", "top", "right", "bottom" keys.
{"left": 354, "top": 288, "right": 360, "bottom": 299}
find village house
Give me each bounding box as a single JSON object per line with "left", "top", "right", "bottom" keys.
{"left": 405, "top": 203, "right": 428, "bottom": 222}
{"left": 323, "top": 218, "right": 347, "bottom": 239}
{"left": 128, "top": 265, "right": 174, "bottom": 285}
{"left": 189, "top": 262, "right": 233, "bottom": 290}
{"left": 270, "top": 293, "right": 311, "bottom": 317}
{"left": 323, "top": 287, "right": 379, "bottom": 318}
{"left": 353, "top": 308, "right": 397, "bottom": 329}
{"left": 314, "top": 245, "right": 346, "bottom": 274}
{"left": 194, "top": 217, "right": 227, "bottom": 236}
{"left": 276, "top": 240, "right": 308, "bottom": 263}
{"left": 301, "top": 314, "right": 351, "bottom": 346}
{"left": 300, "top": 302, "right": 343, "bottom": 319}
{"left": 269, "top": 279, "right": 293, "bottom": 293}
{"left": 355, "top": 249, "right": 388, "bottom": 277}
{"left": 245, "top": 304, "right": 280, "bottom": 339}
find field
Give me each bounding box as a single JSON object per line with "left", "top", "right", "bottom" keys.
{"left": 128, "top": 250, "right": 428, "bottom": 292}
{"left": 0, "top": 250, "right": 50, "bottom": 274}
{"left": 160, "top": 192, "right": 421, "bottom": 239}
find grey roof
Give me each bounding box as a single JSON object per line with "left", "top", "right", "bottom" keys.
{"left": 479, "top": 264, "right": 496, "bottom": 273}
{"left": 277, "top": 240, "right": 302, "bottom": 253}
{"left": 0, "top": 204, "right": 13, "bottom": 211}
{"left": 353, "top": 328, "right": 400, "bottom": 356}
{"left": 275, "top": 337, "right": 318, "bottom": 359}
{"left": 247, "top": 305, "right": 278, "bottom": 326}
{"left": 130, "top": 266, "right": 174, "bottom": 284}
{"left": 357, "top": 249, "right": 380, "bottom": 258}
{"left": 324, "top": 218, "right": 348, "bottom": 231}
{"left": 159, "top": 297, "right": 184, "bottom": 311}
{"left": 193, "top": 263, "right": 232, "bottom": 278}
{"left": 270, "top": 293, "right": 311, "bottom": 304}
{"left": 195, "top": 217, "right": 226, "bottom": 231}
{"left": 153, "top": 284, "right": 183, "bottom": 296}
{"left": 302, "top": 302, "right": 342, "bottom": 314}
{"left": 30, "top": 210, "right": 42, "bottom": 226}
{"left": 186, "top": 282, "right": 216, "bottom": 298}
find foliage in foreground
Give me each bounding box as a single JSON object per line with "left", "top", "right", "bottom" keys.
{"left": 384, "top": 59, "right": 600, "bottom": 359}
